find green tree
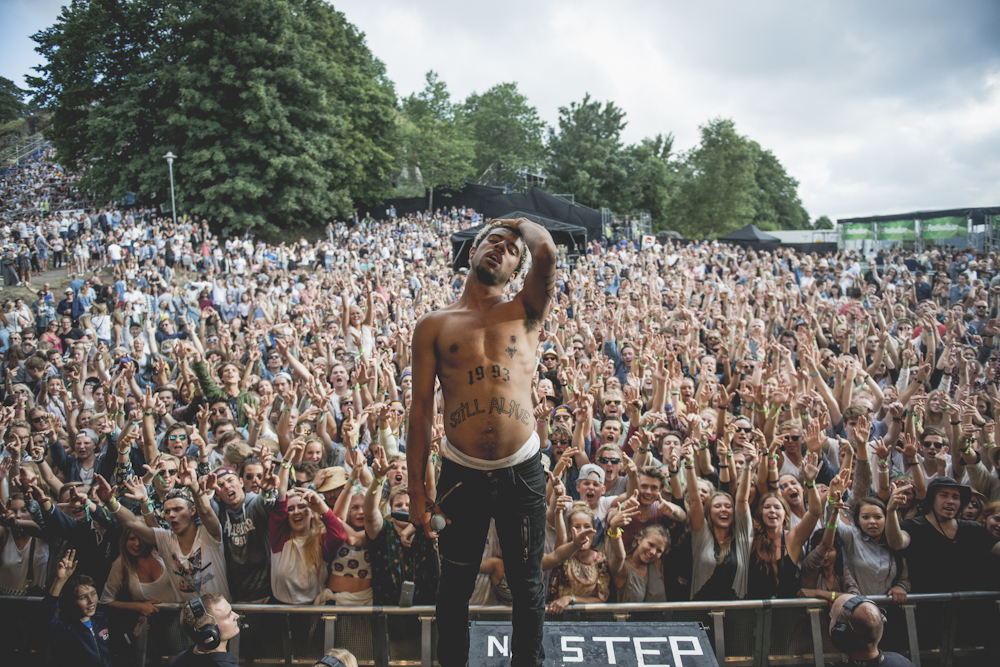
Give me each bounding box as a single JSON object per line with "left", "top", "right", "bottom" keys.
{"left": 462, "top": 82, "right": 545, "bottom": 190}
{"left": 813, "top": 215, "right": 834, "bottom": 230}
{"left": 545, "top": 94, "right": 628, "bottom": 210}
{"left": 29, "top": 0, "right": 397, "bottom": 230}
{"left": 667, "top": 118, "right": 757, "bottom": 238}
{"left": 750, "top": 144, "right": 810, "bottom": 230}
{"left": 0, "top": 77, "right": 29, "bottom": 124}
{"left": 399, "top": 71, "right": 475, "bottom": 211}
{"left": 666, "top": 118, "right": 810, "bottom": 238}
{"left": 616, "top": 134, "right": 677, "bottom": 228}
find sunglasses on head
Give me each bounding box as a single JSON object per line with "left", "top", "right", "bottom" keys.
{"left": 598, "top": 457, "right": 620, "bottom": 465}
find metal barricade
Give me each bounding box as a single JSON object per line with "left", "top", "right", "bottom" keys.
{"left": 3, "top": 592, "right": 998, "bottom": 666}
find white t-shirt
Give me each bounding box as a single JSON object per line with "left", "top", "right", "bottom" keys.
{"left": 153, "top": 525, "right": 230, "bottom": 600}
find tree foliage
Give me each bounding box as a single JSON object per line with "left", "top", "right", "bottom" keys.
{"left": 617, "top": 134, "right": 677, "bottom": 229}
{"left": 666, "top": 118, "right": 809, "bottom": 238}
{"left": 29, "top": 0, "right": 397, "bottom": 230}
{"left": 0, "top": 77, "right": 29, "bottom": 125}
{"left": 545, "top": 94, "right": 628, "bottom": 210}
{"left": 398, "top": 71, "right": 475, "bottom": 211}
{"left": 461, "top": 82, "right": 545, "bottom": 190}
{"left": 813, "top": 215, "right": 834, "bottom": 230}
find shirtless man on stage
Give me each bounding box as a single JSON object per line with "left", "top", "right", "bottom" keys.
{"left": 408, "top": 218, "right": 556, "bottom": 667}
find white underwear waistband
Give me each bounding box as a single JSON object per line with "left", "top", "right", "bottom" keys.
{"left": 439, "top": 431, "right": 540, "bottom": 471}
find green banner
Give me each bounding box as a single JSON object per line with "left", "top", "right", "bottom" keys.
{"left": 921, "top": 216, "right": 967, "bottom": 239}
{"left": 877, "top": 220, "right": 916, "bottom": 241}
{"left": 841, "top": 223, "right": 873, "bottom": 240}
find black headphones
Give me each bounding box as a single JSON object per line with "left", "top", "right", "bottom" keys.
{"left": 185, "top": 597, "right": 221, "bottom": 650}
{"left": 830, "top": 595, "right": 887, "bottom": 653}
{"left": 315, "top": 657, "right": 347, "bottom": 667}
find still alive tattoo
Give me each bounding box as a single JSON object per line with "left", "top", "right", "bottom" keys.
{"left": 450, "top": 396, "right": 534, "bottom": 428}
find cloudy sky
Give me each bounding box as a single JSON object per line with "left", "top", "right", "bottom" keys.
{"left": 3, "top": 0, "right": 998, "bottom": 222}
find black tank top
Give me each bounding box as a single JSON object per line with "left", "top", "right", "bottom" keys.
{"left": 747, "top": 530, "right": 801, "bottom": 599}
{"left": 693, "top": 539, "right": 738, "bottom": 601}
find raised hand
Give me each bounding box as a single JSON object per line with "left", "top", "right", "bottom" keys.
{"left": 802, "top": 451, "right": 821, "bottom": 483}
{"left": 176, "top": 457, "right": 198, "bottom": 490}
{"left": 887, "top": 480, "right": 912, "bottom": 512}
{"left": 55, "top": 549, "right": 78, "bottom": 582}
{"left": 123, "top": 475, "right": 149, "bottom": 504}
{"left": 93, "top": 474, "right": 116, "bottom": 504}
{"left": 896, "top": 433, "right": 919, "bottom": 460}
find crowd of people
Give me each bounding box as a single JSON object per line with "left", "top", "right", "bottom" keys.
{"left": 1, "top": 146, "right": 999, "bottom": 665}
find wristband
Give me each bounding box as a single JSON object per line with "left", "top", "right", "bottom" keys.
{"left": 698, "top": 442, "right": 710, "bottom": 451}
{"left": 143, "top": 411, "right": 153, "bottom": 416}
{"left": 280, "top": 460, "right": 293, "bottom": 470}
{"left": 877, "top": 459, "right": 889, "bottom": 469}
{"left": 684, "top": 463, "right": 695, "bottom": 470}
{"left": 607, "top": 527, "right": 623, "bottom": 539}
{"left": 571, "top": 594, "right": 576, "bottom": 605}
{"left": 951, "top": 421, "right": 961, "bottom": 426}
{"left": 726, "top": 450, "right": 734, "bottom": 457}
{"left": 809, "top": 372, "right": 819, "bottom": 378}
{"left": 140, "top": 506, "right": 152, "bottom": 516}
{"left": 827, "top": 495, "right": 836, "bottom": 504}
{"left": 109, "top": 500, "right": 122, "bottom": 514}
{"left": 826, "top": 521, "right": 838, "bottom": 531}
{"left": 803, "top": 480, "right": 815, "bottom": 488}
{"left": 372, "top": 477, "right": 386, "bottom": 494}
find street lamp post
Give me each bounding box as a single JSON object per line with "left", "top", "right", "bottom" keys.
{"left": 163, "top": 151, "right": 177, "bottom": 226}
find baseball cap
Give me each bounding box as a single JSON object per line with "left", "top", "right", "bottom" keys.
{"left": 551, "top": 405, "right": 573, "bottom": 420}
{"left": 578, "top": 464, "right": 605, "bottom": 484}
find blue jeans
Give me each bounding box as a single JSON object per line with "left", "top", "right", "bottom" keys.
{"left": 435, "top": 452, "right": 547, "bottom": 667}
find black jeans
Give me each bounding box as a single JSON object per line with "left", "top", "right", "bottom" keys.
{"left": 435, "top": 452, "right": 547, "bottom": 667}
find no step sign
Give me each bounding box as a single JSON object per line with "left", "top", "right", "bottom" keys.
{"left": 470, "top": 621, "right": 717, "bottom": 667}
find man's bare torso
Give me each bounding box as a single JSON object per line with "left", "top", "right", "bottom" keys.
{"left": 425, "top": 298, "right": 539, "bottom": 461}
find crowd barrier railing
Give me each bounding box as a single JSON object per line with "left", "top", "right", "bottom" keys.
{"left": 3, "top": 591, "right": 999, "bottom": 667}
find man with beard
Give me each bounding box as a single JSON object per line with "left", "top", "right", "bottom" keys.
{"left": 407, "top": 218, "right": 555, "bottom": 667}
{"left": 886, "top": 476, "right": 1000, "bottom": 592}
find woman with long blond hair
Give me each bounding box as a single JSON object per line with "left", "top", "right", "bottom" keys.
{"left": 268, "top": 440, "right": 347, "bottom": 604}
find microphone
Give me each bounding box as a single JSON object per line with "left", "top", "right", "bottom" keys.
{"left": 390, "top": 510, "right": 447, "bottom": 533}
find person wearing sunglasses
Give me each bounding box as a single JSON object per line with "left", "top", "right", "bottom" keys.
{"left": 161, "top": 424, "right": 193, "bottom": 458}
{"left": 595, "top": 444, "right": 628, "bottom": 498}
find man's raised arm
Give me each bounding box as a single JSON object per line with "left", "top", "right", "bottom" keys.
{"left": 506, "top": 219, "right": 557, "bottom": 323}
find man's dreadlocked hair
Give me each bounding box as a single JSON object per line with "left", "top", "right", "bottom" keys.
{"left": 471, "top": 221, "right": 531, "bottom": 277}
